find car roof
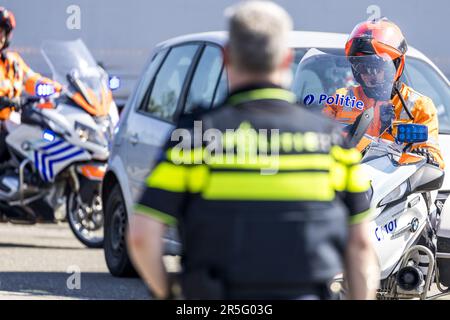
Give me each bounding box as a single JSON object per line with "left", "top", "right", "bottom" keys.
{"left": 156, "top": 30, "right": 432, "bottom": 62}
{"left": 156, "top": 31, "right": 448, "bottom": 84}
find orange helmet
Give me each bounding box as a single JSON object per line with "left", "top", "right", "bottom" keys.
{"left": 0, "top": 7, "right": 15, "bottom": 50}
{"left": 345, "top": 18, "right": 407, "bottom": 82}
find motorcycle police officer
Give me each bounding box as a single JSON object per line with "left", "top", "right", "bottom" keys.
{"left": 0, "top": 7, "right": 61, "bottom": 162}
{"left": 127, "top": 0, "right": 379, "bottom": 300}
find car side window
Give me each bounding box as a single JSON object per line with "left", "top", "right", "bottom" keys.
{"left": 133, "top": 49, "right": 167, "bottom": 109}
{"left": 401, "top": 58, "right": 450, "bottom": 132}
{"left": 140, "top": 44, "right": 199, "bottom": 121}
{"left": 184, "top": 45, "right": 224, "bottom": 113}
{"left": 212, "top": 68, "right": 228, "bottom": 108}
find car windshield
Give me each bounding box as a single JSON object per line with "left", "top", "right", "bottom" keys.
{"left": 292, "top": 48, "right": 397, "bottom": 139}
{"left": 292, "top": 48, "right": 450, "bottom": 134}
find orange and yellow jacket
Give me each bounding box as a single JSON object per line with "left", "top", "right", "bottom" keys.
{"left": 322, "top": 83, "right": 444, "bottom": 169}
{"left": 0, "top": 51, "right": 61, "bottom": 120}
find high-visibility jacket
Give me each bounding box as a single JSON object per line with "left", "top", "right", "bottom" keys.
{"left": 135, "top": 84, "right": 372, "bottom": 299}
{"left": 0, "top": 51, "right": 61, "bottom": 120}
{"left": 322, "top": 83, "right": 444, "bottom": 168}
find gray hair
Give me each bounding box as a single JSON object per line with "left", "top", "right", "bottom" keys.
{"left": 225, "top": 1, "right": 293, "bottom": 73}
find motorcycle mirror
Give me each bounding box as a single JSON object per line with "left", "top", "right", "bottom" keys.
{"left": 396, "top": 124, "right": 428, "bottom": 144}
{"left": 347, "top": 107, "right": 374, "bottom": 147}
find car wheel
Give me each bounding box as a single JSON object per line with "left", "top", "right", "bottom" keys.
{"left": 104, "top": 184, "right": 137, "bottom": 277}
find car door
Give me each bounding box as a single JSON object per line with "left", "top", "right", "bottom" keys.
{"left": 112, "top": 48, "right": 166, "bottom": 172}
{"left": 125, "top": 44, "right": 201, "bottom": 198}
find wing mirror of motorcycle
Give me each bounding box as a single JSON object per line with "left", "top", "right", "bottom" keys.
{"left": 409, "top": 163, "right": 444, "bottom": 193}
{"left": 395, "top": 124, "right": 428, "bottom": 144}
{"left": 347, "top": 107, "right": 374, "bottom": 147}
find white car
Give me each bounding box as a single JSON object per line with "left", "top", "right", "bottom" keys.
{"left": 102, "top": 31, "right": 450, "bottom": 277}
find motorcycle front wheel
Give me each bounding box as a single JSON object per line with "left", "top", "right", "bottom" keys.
{"left": 67, "top": 191, "right": 104, "bottom": 248}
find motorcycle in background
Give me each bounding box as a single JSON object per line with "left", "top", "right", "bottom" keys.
{"left": 0, "top": 39, "right": 119, "bottom": 248}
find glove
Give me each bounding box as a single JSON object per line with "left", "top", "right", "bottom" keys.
{"left": 411, "top": 147, "right": 440, "bottom": 167}
{"left": 0, "top": 96, "right": 21, "bottom": 111}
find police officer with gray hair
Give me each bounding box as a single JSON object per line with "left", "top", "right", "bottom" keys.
{"left": 127, "top": 0, "right": 379, "bottom": 300}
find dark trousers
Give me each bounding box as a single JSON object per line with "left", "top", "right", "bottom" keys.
{"left": 227, "top": 284, "right": 336, "bottom": 300}
{"left": 181, "top": 270, "right": 337, "bottom": 300}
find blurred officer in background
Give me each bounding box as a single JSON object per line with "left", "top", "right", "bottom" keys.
{"left": 0, "top": 7, "right": 60, "bottom": 161}
{"left": 127, "top": 0, "right": 379, "bottom": 300}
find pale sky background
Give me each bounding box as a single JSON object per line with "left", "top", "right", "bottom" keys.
{"left": 2, "top": 0, "right": 449, "bottom": 89}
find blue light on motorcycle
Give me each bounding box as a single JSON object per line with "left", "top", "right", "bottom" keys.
{"left": 36, "top": 83, "right": 55, "bottom": 97}
{"left": 43, "top": 129, "right": 56, "bottom": 142}
{"left": 396, "top": 124, "right": 428, "bottom": 143}
{"left": 109, "top": 76, "right": 120, "bottom": 91}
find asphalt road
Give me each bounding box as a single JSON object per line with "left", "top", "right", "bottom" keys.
{"left": 0, "top": 222, "right": 151, "bottom": 300}
{"left": 0, "top": 222, "right": 448, "bottom": 300}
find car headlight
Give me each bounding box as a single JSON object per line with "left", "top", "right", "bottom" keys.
{"left": 378, "top": 181, "right": 409, "bottom": 207}
{"left": 74, "top": 121, "right": 106, "bottom": 146}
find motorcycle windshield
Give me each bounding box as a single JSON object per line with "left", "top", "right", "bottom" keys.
{"left": 292, "top": 49, "right": 397, "bottom": 140}
{"left": 41, "top": 39, "right": 110, "bottom": 115}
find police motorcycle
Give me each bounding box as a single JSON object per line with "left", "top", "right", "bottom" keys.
{"left": 293, "top": 49, "right": 450, "bottom": 299}
{"left": 0, "top": 39, "right": 119, "bottom": 248}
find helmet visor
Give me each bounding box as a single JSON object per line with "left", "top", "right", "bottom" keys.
{"left": 350, "top": 54, "right": 395, "bottom": 88}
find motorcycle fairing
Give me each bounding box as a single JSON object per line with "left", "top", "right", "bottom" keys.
{"left": 32, "top": 138, "right": 91, "bottom": 182}
{"left": 69, "top": 87, "right": 113, "bottom": 117}
{"left": 361, "top": 156, "right": 428, "bottom": 279}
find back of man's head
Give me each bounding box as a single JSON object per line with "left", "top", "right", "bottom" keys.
{"left": 226, "top": 1, "right": 293, "bottom": 74}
